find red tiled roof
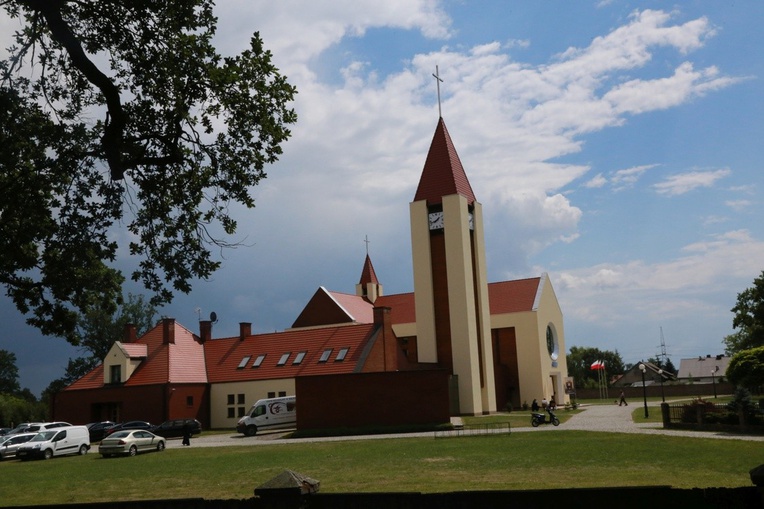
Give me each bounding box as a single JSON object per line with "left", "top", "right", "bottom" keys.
{"left": 358, "top": 254, "right": 379, "bottom": 285}
{"left": 488, "top": 278, "right": 541, "bottom": 315}
{"left": 329, "top": 291, "right": 374, "bottom": 323}
{"left": 375, "top": 292, "right": 415, "bottom": 325}
{"left": 120, "top": 343, "right": 147, "bottom": 358}
{"left": 204, "top": 324, "right": 377, "bottom": 382}
{"left": 413, "top": 118, "right": 476, "bottom": 206}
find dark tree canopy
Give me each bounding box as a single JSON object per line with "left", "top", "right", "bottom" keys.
{"left": 0, "top": 349, "right": 21, "bottom": 395}
{"left": 0, "top": 1, "right": 297, "bottom": 343}
{"left": 724, "top": 270, "right": 764, "bottom": 355}
{"left": 726, "top": 346, "right": 764, "bottom": 391}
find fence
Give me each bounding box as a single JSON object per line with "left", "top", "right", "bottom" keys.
{"left": 662, "top": 401, "right": 764, "bottom": 433}
{"left": 434, "top": 421, "right": 511, "bottom": 438}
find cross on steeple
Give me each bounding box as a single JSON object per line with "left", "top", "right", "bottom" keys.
{"left": 364, "top": 235, "right": 370, "bottom": 255}
{"left": 432, "top": 65, "right": 443, "bottom": 118}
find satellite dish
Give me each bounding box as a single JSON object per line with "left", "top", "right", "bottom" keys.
{"left": 210, "top": 311, "right": 218, "bottom": 323}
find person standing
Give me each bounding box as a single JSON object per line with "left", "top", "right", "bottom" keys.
{"left": 182, "top": 423, "right": 191, "bottom": 446}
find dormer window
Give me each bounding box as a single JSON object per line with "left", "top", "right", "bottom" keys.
{"left": 293, "top": 352, "right": 307, "bottom": 365}
{"left": 252, "top": 354, "right": 266, "bottom": 368}
{"left": 277, "top": 353, "right": 291, "bottom": 366}
{"left": 336, "top": 348, "right": 349, "bottom": 361}
{"left": 319, "top": 349, "right": 332, "bottom": 363}
{"left": 237, "top": 356, "right": 251, "bottom": 369}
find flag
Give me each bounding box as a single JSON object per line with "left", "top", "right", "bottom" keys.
{"left": 590, "top": 360, "right": 605, "bottom": 370}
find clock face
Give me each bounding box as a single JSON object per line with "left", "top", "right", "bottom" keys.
{"left": 468, "top": 212, "right": 474, "bottom": 230}
{"left": 428, "top": 211, "right": 444, "bottom": 230}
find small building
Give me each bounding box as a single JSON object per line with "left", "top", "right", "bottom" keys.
{"left": 612, "top": 361, "right": 676, "bottom": 388}
{"left": 677, "top": 354, "right": 730, "bottom": 383}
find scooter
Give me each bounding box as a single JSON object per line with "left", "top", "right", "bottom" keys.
{"left": 531, "top": 407, "right": 560, "bottom": 427}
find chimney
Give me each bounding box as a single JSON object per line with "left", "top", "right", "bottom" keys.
{"left": 162, "top": 318, "right": 176, "bottom": 344}
{"left": 199, "top": 320, "right": 212, "bottom": 344}
{"left": 239, "top": 322, "right": 252, "bottom": 341}
{"left": 123, "top": 323, "right": 137, "bottom": 343}
{"left": 373, "top": 306, "right": 397, "bottom": 371}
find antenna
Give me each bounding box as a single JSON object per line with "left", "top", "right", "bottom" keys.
{"left": 658, "top": 327, "right": 671, "bottom": 365}
{"left": 195, "top": 307, "right": 201, "bottom": 321}
{"left": 210, "top": 311, "right": 218, "bottom": 324}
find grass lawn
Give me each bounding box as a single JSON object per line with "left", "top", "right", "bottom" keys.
{"left": 1, "top": 430, "right": 761, "bottom": 507}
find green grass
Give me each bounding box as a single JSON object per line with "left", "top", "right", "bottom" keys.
{"left": 1, "top": 430, "right": 761, "bottom": 507}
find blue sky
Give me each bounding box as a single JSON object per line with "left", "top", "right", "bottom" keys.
{"left": 2, "top": 1, "right": 763, "bottom": 395}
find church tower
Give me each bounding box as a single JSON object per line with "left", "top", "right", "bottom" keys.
{"left": 410, "top": 118, "right": 496, "bottom": 415}
{"left": 356, "top": 253, "right": 382, "bottom": 303}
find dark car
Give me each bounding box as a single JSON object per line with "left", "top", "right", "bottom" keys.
{"left": 86, "top": 421, "right": 116, "bottom": 442}
{"left": 103, "top": 421, "right": 152, "bottom": 438}
{"left": 150, "top": 419, "right": 202, "bottom": 439}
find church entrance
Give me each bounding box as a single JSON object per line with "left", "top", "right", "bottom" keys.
{"left": 492, "top": 328, "right": 519, "bottom": 410}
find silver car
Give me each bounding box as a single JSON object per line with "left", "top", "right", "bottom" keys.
{"left": 0, "top": 433, "right": 37, "bottom": 460}
{"left": 98, "top": 430, "right": 166, "bottom": 457}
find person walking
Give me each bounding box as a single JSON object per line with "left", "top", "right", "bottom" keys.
{"left": 182, "top": 423, "right": 191, "bottom": 446}
{"left": 619, "top": 390, "right": 628, "bottom": 406}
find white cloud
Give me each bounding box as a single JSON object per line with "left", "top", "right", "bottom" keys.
{"left": 653, "top": 168, "right": 731, "bottom": 196}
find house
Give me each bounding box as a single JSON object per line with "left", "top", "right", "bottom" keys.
{"left": 54, "top": 117, "right": 568, "bottom": 430}
{"left": 612, "top": 361, "right": 677, "bottom": 388}
{"left": 677, "top": 354, "right": 730, "bottom": 383}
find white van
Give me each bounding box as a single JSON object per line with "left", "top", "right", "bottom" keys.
{"left": 236, "top": 396, "right": 296, "bottom": 436}
{"left": 16, "top": 426, "right": 90, "bottom": 460}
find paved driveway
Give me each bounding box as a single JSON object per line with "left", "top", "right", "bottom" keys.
{"left": 166, "top": 402, "right": 763, "bottom": 448}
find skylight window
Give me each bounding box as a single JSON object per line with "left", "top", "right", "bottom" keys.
{"left": 277, "top": 352, "right": 291, "bottom": 366}
{"left": 319, "top": 349, "right": 332, "bottom": 363}
{"left": 336, "top": 347, "right": 349, "bottom": 361}
{"left": 293, "top": 351, "right": 307, "bottom": 365}
{"left": 237, "top": 356, "right": 251, "bottom": 369}
{"left": 251, "top": 354, "right": 266, "bottom": 368}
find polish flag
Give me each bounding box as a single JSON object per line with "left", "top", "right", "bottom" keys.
{"left": 590, "top": 360, "right": 605, "bottom": 370}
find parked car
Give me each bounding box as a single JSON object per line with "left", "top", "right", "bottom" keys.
{"left": 24, "top": 422, "right": 72, "bottom": 433}
{"left": 103, "top": 421, "right": 152, "bottom": 438}
{"left": 86, "top": 421, "right": 116, "bottom": 442}
{"left": 98, "top": 430, "right": 166, "bottom": 457}
{"left": 150, "top": 419, "right": 202, "bottom": 439}
{"left": 4, "top": 422, "right": 43, "bottom": 436}
{"left": 16, "top": 426, "right": 90, "bottom": 460}
{"left": 0, "top": 433, "right": 37, "bottom": 460}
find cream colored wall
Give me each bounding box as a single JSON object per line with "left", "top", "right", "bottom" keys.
{"left": 210, "top": 379, "right": 296, "bottom": 430}
{"left": 102, "top": 342, "right": 143, "bottom": 384}
{"left": 489, "top": 275, "right": 568, "bottom": 407}
{"left": 409, "top": 200, "right": 437, "bottom": 362}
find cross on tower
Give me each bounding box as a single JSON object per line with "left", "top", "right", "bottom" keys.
{"left": 364, "top": 235, "right": 370, "bottom": 255}
{"left": 432, "top": 65, "right": 443, "bottom": 118}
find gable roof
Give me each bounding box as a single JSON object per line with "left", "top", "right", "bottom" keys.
{"left": 291, "top": 287, "right": 373, "bottom": 328}
{"left": 204, "top": 323, "right": 378, "bottom": 382}
{"left": 677, "top": 355, "right": 730, "bottom": 379}
{"left": 63, "top": 320, "right": 208, "bottom": 391}
{"left": 413, "top": 118, "right": 476, "bottom": 206}
{"left": 488, "top": 278, "right": 542, "bottom": 315}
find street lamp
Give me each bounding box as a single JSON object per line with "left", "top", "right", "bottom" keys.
{"left": 658, "top": 368, "right": 665, "bottom": 403}
{"left": 711, "top": 368, "right": 717, "bottom": 399}
{"left": 638, "top": 363, "right": 649, "bottom": 418}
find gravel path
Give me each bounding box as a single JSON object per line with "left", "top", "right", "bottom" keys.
{"left": 165, "top": 402, "right": 764, "bottom": 449}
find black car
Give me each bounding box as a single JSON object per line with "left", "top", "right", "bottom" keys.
{"left": 86, "top": 421, "right": 116, "bottom": 442}
{"left": 150, "top": 419, "right": 202, "bottom": 439}
{"left": 103, "top": 421, "right": 152, "bottom": 438}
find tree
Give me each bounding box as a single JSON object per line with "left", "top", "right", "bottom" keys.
{"left": 0, "top": 1, "right": 297, "bottom": 344}
{"left": 726, "top": 346, "right": 764, "bottom": 391}
{"left": 646, "top": 356, "right": 677, "bottom": 375}
{"left": 724, "top": 270, "right": 764, "bottom": 355}
{"left": 0, "top": 349, "right": 21, "bottom": 395}
{"left": 566, "top": 346, "right": 626, "bottom": 388}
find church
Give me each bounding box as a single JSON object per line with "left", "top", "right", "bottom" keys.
{"left": 54, "top": 117, "right": 569, "bottom": 431}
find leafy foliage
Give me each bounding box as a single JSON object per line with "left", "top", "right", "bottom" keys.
{"left": 0, "top": 0, "right": 297, "bottom": 344}
{"left": 726, "top": 346, "right": 764, "bottom": 390}
{"left": 566, "top": 346, "right": 626, "bottom": 388}
{"left": 724, "top": 270, "right": 764, "bottom": 355}
{"left": 0, "top": 349, "right": 21, "bottom": 395}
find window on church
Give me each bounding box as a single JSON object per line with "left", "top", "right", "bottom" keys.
{"left": 336, "top": 348, "right": 349, "bottom": 361}
{"left": 252, "top": 354, "right": 266, "bottom": 368}
{"left": 293, "top": 351, "right": 306, "bottom": 365}
{"left": 237, "top": 356, "right": 251, "bottom": 369}
{"left": 277, "top": 353, "right": 290, "bottom": 366}
{"left": 319, "top": 349, "right": 332, "bottom": 363}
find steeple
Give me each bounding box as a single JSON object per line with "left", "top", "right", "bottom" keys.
{"left": 413, "top": 118, "right": 476, "bottom": 206}
{"left": 356, "top": 254, "right": 382, "bottom": 303}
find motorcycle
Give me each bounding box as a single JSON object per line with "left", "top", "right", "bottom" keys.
{"left": 531, "top": 408, "right": 560, "bottom": 427}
